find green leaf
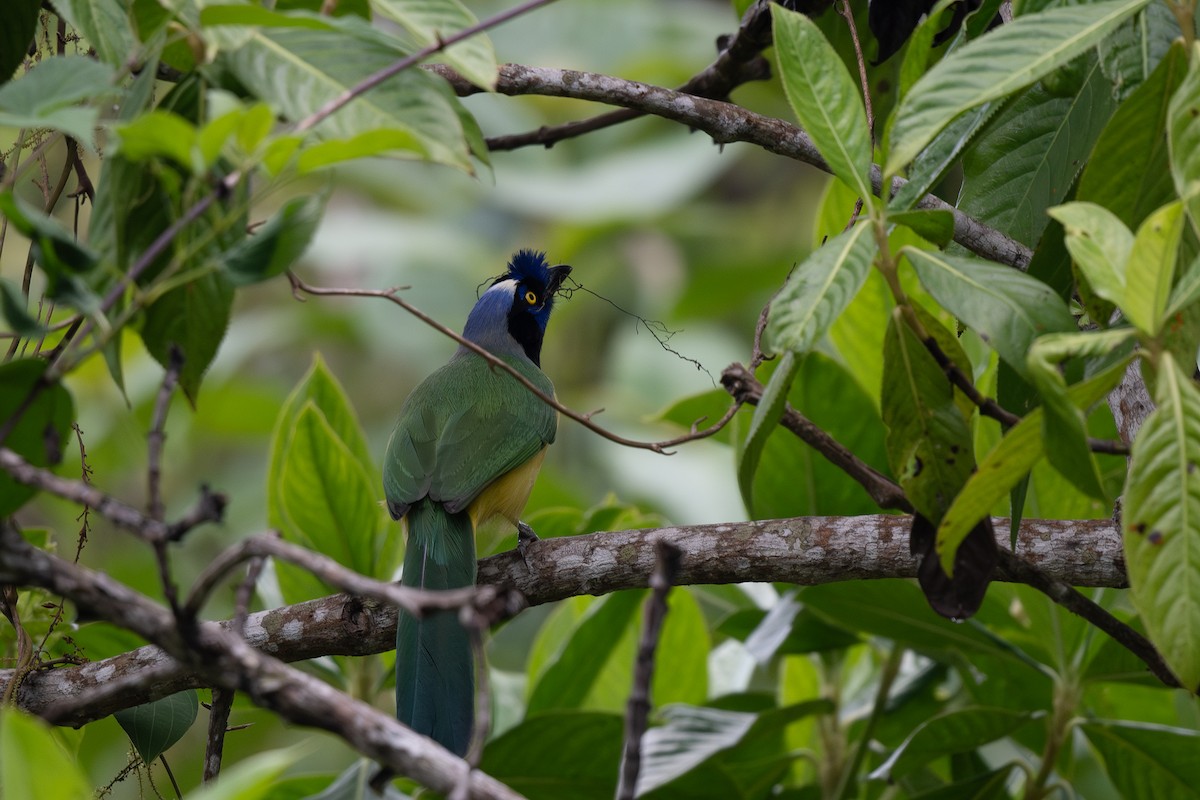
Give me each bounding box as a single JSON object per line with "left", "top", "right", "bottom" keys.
{"left": 737, "top": 352, "right": 798, "bottom": 515}
{"left": 114, "top": 110, "right": 200, "bottom": 171}
{"left": 1123, "top": 353, "right": 1200, "bottom": 691}
{"left": 1165, "top": 253, "right": 1200, "bottom": 321}
{"left": 0, "top": 278, "right": 46, "bottom": 337}
{"left": 1026, "top": 329, "right": 1135, "bottom": 499}
{"left": 801, "top": 581, "right": 1022, "bottom": 663}
{"left": 956, "top": 59, "right": 1115, "bottom": 247}
{"left": 881, "top": 310, "right": 974, "bottom": 524}
{"left": 937, "top": 356, "right": 1129, "bottom": 558}
{"left": 296, "top": 129, "right": 428, "bottom": 172}
{"left": 114, "top": 690, "right": 199, "bottom": 764}
{"left": 1124, "top": 201, "right": 1185, "bottom": 335}
{"left": 0, "top": 707, "right": 91, "bottom": 800}
{"left": 772, "top": 5, "right": 873, "bottom": 203}
{"left": 766, "top": 222, "right": 877, "bottom": 354}
{"left": 276, "top": 404, "right": 380, "bottom": 597}
{"left": 1049, "top": 201, "right": 1134, "bottom": 309}
{"left": 653, "top": 389, "right": 735, "bottom": 445}
{"left": 1079, "top": 41, "right": 1186, "bottom": 229}
{"left": 0, "top": 191, "right": 99, "bottom": 279}
{"left": 180, "top": 748, "right": 304, "bottom": 800}
{"left": 481, "top": 712, "right": 623, "bottom": 800}
{"left": 372, "top": 0, "right": 499, "bottom": 90}
{"left": 870, "top": 707, "right": 1040, "bottom": 781}
{"left": 0, "top": 360, "right": 75, "bottom": 516}
{"left": 0, "top": 0, "right": 39, "bottom": 82}
{"left": 889, "top": 209, "right": 955, "bottom": 247}
{"left": 139, "top": 271, "right": 235, "bottom": 402}
{"left": 1168, "top": 42, "right": 1200, "bottom": 233}
{"left": 218, "top": 19, "right": 472, "bottom": 170}
{"left": 223, "top": 195, "right": 324, "bottom": 285}
{"left": 527, "top": 591, "right": 641, "bottom": 714}
{"left": 887, "top": 0, "right": 1152, "bottom": 174}
{"left": 903, "top": 247, "right": 1076, "bottom": 381}
{"left": 1097, "top": 3, "right": 1181, "bottom": 102}
{"left": 52, "top": 0, "right": 139, "bottom": 68}
{"left": 734, "top": 353, "right": 891, "bottom": 518}
{"left": 888, "top": 102, "right": 997, "bottom": 213}
{"left": 1081, "top": 721, "right": 1200, "bottom": 799}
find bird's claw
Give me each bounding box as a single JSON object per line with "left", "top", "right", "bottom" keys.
{"left": 517, "top": 522, "right": 539, "bottom": 569}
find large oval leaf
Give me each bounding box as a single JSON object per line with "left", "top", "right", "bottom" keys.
{"left": 114, "top": 690, "right": 199, "bottom": 765}
{"left": 888, "top": 0, "right": 1152, "bottom": 173}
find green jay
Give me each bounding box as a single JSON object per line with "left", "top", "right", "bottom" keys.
{"left": 383, "top": 249, "right": 571, "bottom": 756}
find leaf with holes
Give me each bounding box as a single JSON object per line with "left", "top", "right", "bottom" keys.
{"left": 888, "top": 0, "right": 1152, "bottom": 173}
{"left": 881, "top": 310, "right": 974, "bottom": 524}
{"left": 1123, "top": 353, "right": 1200, "bottom": 691}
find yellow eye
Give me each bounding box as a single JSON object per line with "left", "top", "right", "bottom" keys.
{"left": 525, "top": 290, "right": 538, "bottom": 305}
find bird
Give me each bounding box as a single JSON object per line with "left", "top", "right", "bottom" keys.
{"left": 383, "top": 249, "right": 571, "bottom": 756}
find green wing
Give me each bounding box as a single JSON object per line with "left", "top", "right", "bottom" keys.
{"left": 383, "top": 353, "right": 556, "bottom": 517}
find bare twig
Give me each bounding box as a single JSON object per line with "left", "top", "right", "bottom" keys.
{"left": 147, "top": 345, "right": 183, "bottom": 522}
{"left": 617, "top": 540, "right": 682, "bottom": 800}
{"left": 0, "top": 447, "right": 225, "bottom": 542}
{"left": 286, "top": 274, "right": 737, "bottom": 454}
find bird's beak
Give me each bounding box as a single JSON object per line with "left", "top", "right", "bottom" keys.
{"left": 547, "top": 264, "right": 572, "bottom": 295}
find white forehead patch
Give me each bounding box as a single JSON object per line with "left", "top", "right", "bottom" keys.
{"left": 488, "top": 279, "right": 518, "bottom": 298}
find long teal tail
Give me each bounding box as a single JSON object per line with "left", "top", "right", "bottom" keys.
{"left": 396, "top": 500, "right": 476, "bottom": 756}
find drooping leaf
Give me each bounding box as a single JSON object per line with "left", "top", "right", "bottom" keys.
{"left": 480, "top": 712, "right": 623, "bottom": 800}
{"left": 870, "top": 707, "right": 1040, "bottom": 781}
{"left": 888, "top": 0, "right": 1152, "bottom": 173}
{"left": 773, "top": 5, "right": 874, "bottom": 203}
{"left": 1167, "top": 41, "right": 1200, "bottom": 232}
{"left": 937, "top": 355, "right": 1130, "bottom": 555}
{"left": 881, "top": 309, "right": 974, "bottom": 524}
{"left": 1026, "top": 329, "right": 1135, "bottom": 499}
{"left": 1123, "top": 201, "right": 1185, "bottom": 336}
{"left": 0, "top": 360, "right": 75, "bottom": 516}
{"left": 888, "top": 101, "right": 997, "bottom": 212}
{"left": 903, "top": 247, "right": 1076, "bottom": 381}
{"left": 223, "top": 194, "right": 325, "bottom": 285}
{"left": 0, "top": 707, "right": 91, "bottom": 800}
{"left": 139, "top": 271, "right": 235, "bottom": 402}
{"left": 1081, "top": 720, "right": 1200, "bottom": 799}
{"left": 1123, "top": 353, "right": 1200, "bottom": 691}
{"left": 0, "top": 192, "right": 100, "bottom": 282}
{"left": 767, "top": 222, "right": 877, "bottom": 354}
{"left": 372, "top": 0, "right": 499, "bottom": 90}
{"left": 1049, "top": 201, "right": 1134, "bottom": 310}
{"left": 1078, "top": 41, "right": 1186, "bottom": 229}
{"left": 0, "top": 278, "right": 47, "bottom": 337}
{"left": 113, "top": 110, "right": 200, "bottom": 171}
{"left": 114, "top": 690, "right": 199, "bottom": 765}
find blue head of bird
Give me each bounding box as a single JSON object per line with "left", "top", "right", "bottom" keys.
{"left": 462, "top": 249, "right": 571, "bottom": 367}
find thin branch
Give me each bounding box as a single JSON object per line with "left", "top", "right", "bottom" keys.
{"left": 433, "top": 64, "right": 1032, "bottom": 270}
{"left": 0, "top": 528, "right": 527, "bottom": 800}
{"left": 721, "top": 362, "right": 910, "bottom": 511}
{"left": 0, "top": 447, "right": 226, "bottom": 542}
{"left": 617, "top": 541, "right": 681, "bottom": 800}
{"left": 286, "top": 273, "right": 737, "bottom": 453}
